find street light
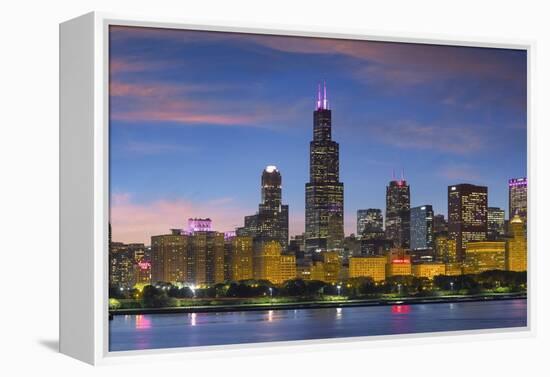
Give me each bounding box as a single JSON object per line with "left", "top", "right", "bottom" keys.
{"left": 269, "top": 287, "right": 273, "bottom": 298}
{"left": 450, "top": 281, "right": 454, "bottom": 293}
{"left": 337, "top": 284, "right": 342, "bottom": 297}
{"left": 397, "top": 283, "right": 402, "bottom": 296}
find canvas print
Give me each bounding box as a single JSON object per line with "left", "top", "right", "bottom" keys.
{"left": 107, "top": 25, "right": 528, "bottom": 352}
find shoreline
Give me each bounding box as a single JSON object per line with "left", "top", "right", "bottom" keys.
{"left": 110, "top": 292, "right": 526, "bottom": 316}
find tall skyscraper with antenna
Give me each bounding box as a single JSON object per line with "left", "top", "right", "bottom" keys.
{"left": 385, "top": 171, "right": 411, "bottom": 248}
{"left": 305, "top": 82, "right": 344, "bottom": 255}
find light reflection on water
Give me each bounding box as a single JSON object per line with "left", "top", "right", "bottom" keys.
{"left": 110, "top": 299, "right": 527, "bottom": 352}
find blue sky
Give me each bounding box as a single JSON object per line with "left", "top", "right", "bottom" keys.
{"left": 108, "top": 26, "right": 527, "bottom": 244}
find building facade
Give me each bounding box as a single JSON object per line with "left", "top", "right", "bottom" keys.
{"left": 230, "top": 236, "right": 254, "bottom": 281}
{"left": 385, "top": 248, "right": 412, "bottom": 277}
{"left": 412, "top": 263, "right": 446, "bottom": 280}
{"left": 349, "top": 256, "right": 387, "bottom": 282}
{"left": 280, "top": 254, "right": 297, "bottom": 283}
{"left": 189, "top": 231, "right": 225, "bottom": 285}
{"left": 506, "top": 215, "right": 527, "bottom": 272}
{"left": 151, "top": 230, "right": 189, "bottom": 284}
{"left": 254, "top": 240, "right": 282, "bottom": 284}
{"left": 305, "top": 82, "right": 345, "bottom": 253}
{"left": 448, "top": 184, "right": 488, "bottom": 262}
{"left": 463, "top": 241, "right": 505, "bottom": 274}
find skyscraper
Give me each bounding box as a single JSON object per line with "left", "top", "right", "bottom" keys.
{"left": 305, "top": 82, "right": 344, "bottom": 253}
{"left": 487, "top": 207, "right": 506, "bottom": 240}
{"left": 385, "top": 178, "right": 410, "bottom": 248}
{"left": 357, "top": 209, "right": 384, "bottom": 239}
{"left": 410, "top": 205, "right": 434, "bottom": 250}
{"left": 448, "top": 184, "right": 488, "bottom": 261}
{"left": 240, "top": 166, "right": 289, "bottom": 249}
{"left": 509, "top": 177, "right": 527, "bottom": 226}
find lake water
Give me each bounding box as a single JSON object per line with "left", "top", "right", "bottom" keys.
{"left": 109, "top": 299, "right": 527, "bottom": 351}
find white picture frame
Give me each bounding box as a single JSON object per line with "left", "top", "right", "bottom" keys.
{"left": 59, "top": 11, "right": 535, "bottom": 365}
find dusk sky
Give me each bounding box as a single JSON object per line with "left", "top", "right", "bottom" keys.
{"left": 109, "top": 26, "right": 527, "bottom": 245}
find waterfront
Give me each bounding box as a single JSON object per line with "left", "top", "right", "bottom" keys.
{"left": 109, "top": 298, "right": 527, "bottom": 351}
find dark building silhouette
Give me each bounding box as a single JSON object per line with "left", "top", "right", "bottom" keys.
{"left": 305, "top": 82, "right": 344, "bottom": 254}
{"left": 433, "top": 214, "right": 448, "bottom": 234}
{"left": 448, "top": 184, "right": 488, "bottom": 261}
{"left": 385, "top": 178, "right": 410, "bottom": 248}
{"left": 239, "top": 166, "right": 289, "bottom": 250}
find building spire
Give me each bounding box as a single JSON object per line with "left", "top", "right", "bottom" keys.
{"left": 316, "top": 81, "right": 329, "bottom": 110}
{"left": 323, "top": 80, "right": 328, "bottom": 110}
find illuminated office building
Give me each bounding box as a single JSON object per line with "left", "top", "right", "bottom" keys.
{"left": 230, "top": 236, "right": 254, "bottom": 281}
{"left": 349, "top": 256, "right": 386, "bottom": 282}
{"left": 254, "top": 240, "right": 282, "bottom": 284}
{"left": 151, "top": 229, "right": 189, "bottom": 284}
{"left": 280, "top": 254, "right": 297, "bottom": 283}
{"left": 448, "top": 184, "right": 488, "bottom": 261}
{"left": 109, "top": 242, "right": 136, "bottom": 288}
{"left": 509, "top": 177, "right": 527, "bottom": 226}
{"left": 434, "top": 234, "right": 458, "bottom": 263}
{"left": 385, "top": 178, "right": 410, "bottom": 248}
{"left": 305, "top": 82, "right": 344, "bottom": 253}
{"left": 506, "top": 215, "right": 527, "bottom": 272}
{"left": 357, "top": 209, "right": 384, "bottom": 239}
{"left": 488, "top": 207, "right": 506, "bottom": 240}
{"left": 412, "top": 263, "right": 446, "bottom": 280}
{"left": 463, "top": 241, "right": 505, "bottom": 274}
{"left": 189, "top": 230, "right": 225, "bottom": 285}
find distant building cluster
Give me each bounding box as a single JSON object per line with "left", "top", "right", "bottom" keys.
{"left": 109, "top": 85, "right": 527, "bottom": 290}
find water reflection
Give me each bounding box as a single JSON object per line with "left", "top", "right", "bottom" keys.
{"left": 391, "top": 305, "right": 411, "bottom": 314}
{"left": 110, "top": 299, "right": 527, "bottom": 351}
{"left": 135, "top": 314, "right": 151, "bottom": 330}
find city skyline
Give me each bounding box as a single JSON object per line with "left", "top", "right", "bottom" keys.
{"left": 109, "top": 26, "right": 527, "bottom": 244}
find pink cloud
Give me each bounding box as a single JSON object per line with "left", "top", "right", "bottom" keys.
{"left": 109, "top": 79, "right": 304, "bottom": 128}
{"left": 109, "top": 57, "right": 167, "bottom": 74}
{"left": 110, "top": 193, "right": 253, "bottom": 245}
{"left": 110, "top": 79, "right": 265, "bottom": 126}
